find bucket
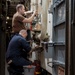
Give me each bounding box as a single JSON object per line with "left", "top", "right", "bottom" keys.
{"left": 23, "top": 66, "right": 36, "bottom": 75}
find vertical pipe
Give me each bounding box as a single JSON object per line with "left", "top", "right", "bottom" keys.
{"left": 65, "top": 0, "right": 71, "bottom": 75}
{"left": 0, "top": 0, "right": 2, "bottom": 74}
{"left": 0, "top": 0, "right": 6, "bottom": 75}
{"left": 71, "top": 0, "right": 75, "bottom": 75}
{"left": 65, "top": 0, "right": 75, "bottom": 75}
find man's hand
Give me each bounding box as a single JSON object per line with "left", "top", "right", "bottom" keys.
{"left": 33, "top": 10, "right": 38, "bottom": 16}
{"left": 23, "top": 65, "right": 35, "bottom": 68}
{"left": 28, "top": 45, "right": 44, "bottom": 55}
{"left": 27, "top": 65, "right": 33, "bottom": 68}
{"left": 28, "top": 45, "right": 39, "bottom": 55}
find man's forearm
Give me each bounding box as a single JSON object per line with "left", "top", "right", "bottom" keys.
{"left": 24, "top": 11, "right": 33, "bottom": 15}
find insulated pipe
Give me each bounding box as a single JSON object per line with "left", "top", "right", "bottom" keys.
{"left": 31, "top": 0, "right": 38, "bottom": 11}
{"left": 41, "top": 0, "right": 50, "bottom": 40}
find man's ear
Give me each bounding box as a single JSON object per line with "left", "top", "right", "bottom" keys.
{"left": 19, "top": 8, "right": 21, "bottom": 12}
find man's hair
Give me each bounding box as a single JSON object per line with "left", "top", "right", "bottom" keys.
{"left": 16, "top": 4, "right": 24, "bottom": 11}
{"left": 19, "top": 29, "right": 27, "bottom": 35}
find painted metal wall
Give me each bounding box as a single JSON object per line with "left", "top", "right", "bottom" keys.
{"left": 52, "top": 0, "right": 65, "bottom": 75}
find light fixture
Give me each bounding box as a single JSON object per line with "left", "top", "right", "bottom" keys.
{"left": 7, "top": 16, "right": 9, "bottom": 20}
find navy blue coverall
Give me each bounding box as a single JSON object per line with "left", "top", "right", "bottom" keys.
{"left": 6, "top": 34, "right": 32, "bottom": 75}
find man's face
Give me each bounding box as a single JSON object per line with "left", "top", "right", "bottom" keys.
{"left": 24, "top": 31, "right": 28, "bottom": 38}
{"left": 20, "top": 5, "right": 25, "bottom": 15}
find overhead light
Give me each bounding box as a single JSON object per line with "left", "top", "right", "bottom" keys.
{"left": 7, "top": 16, "right": 9, "bottom": 20}
{"left": 6, "top": 21, "right": 8, "bottom": 24}
{"left": 8, "top": 27, "right": 11, "bottom": 28}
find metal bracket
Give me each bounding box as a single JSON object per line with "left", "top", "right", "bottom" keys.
{"left": 47, "top": 60, "right": 65, "bottom": 68}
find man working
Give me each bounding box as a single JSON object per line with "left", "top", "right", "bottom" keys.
{"left": 6, "top": 29, "right": 38, "bottom": 75}
{"left": 12, "top": 4, "right": 37, "bottom": 33}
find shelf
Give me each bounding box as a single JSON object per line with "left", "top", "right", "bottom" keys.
{"left": 41, "top": 41, "right": 65, "bottom": 47}
{"left": 54, "top": 42, "right": 65, "bottom": 46}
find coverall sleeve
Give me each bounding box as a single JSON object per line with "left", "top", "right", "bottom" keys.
{"left": 19, "top": 38, "right": 31, "bottom": 53}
